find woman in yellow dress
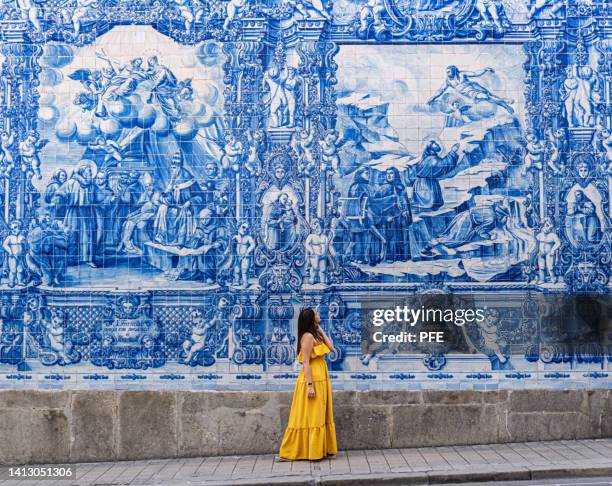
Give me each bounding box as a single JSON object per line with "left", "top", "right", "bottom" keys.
{"left": 279, "top": 307, "right": 337, "bottom": 460}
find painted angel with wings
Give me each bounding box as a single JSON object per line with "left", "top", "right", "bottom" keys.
{"left": 0, "top": 130, "right": 15, "bottom": 172}
{"left": 69, "top": 68, "right": 108, "bottom": 118}
{"left": 290, "top": 128, "right": 317, "bottom": 174}
{"left": 96, "top": 50, "right": 148, "bottom": 99}
{"left": 19, "top": 131, "right": 47, "bottom": 180}
{"left": 87, "top": 136, "right": 123, "bottom": 170}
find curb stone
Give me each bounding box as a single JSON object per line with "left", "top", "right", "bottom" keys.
{"left": 315, "top": 470, "right": 529, "bottom": 486}
{"left": 529, "top": 466, "right": 612, "bottom": 479}
{"left": 165, "top": 464, "right": 612, "bottom": 486}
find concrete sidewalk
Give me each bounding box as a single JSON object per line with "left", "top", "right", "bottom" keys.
{"left": 5, "top": 439, "right": 612, "bottom": 486}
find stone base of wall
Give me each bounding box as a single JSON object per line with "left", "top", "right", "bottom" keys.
{"left": 1, "top": 390, "right": 610, "bottom": 465}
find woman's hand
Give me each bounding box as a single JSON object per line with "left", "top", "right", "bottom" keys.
{"left": 307, "top": 384, "right": 316, "bottom": 399}
{"left": 316, "top": 324, "right": 326, "bottom": 339}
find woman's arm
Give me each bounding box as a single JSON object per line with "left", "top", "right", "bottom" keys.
{"left": 301, "top": 333, "right": 316, "bottom": 398}
{"left": 316, "top": 324, "right": 335, "bottom": 353}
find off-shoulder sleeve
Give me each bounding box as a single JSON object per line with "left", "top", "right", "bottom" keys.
{"left": 312, "top": 343, "right": 330, "bottom": 358}
{"left": 297, "top": 343, "right": 330, "bottom": 363}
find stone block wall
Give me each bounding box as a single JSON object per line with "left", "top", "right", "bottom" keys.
{"left": 0, "top": 390, "right": 609, "bottom": 465}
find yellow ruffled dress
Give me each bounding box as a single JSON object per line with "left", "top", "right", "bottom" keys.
{"left": 279, "top": 342, "right": 337, "bottom": 460}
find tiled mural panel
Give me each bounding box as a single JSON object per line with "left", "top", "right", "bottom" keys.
{"left": 0, "top": 0, "right": 609, "bottom": 390}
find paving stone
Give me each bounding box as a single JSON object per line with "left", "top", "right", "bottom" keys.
{"left": 346, "top": 450, "right": 371, "bottom": 474}
{"left": 364, "top": 449, "right": 391, "bottom": 473}
{"left": 399, "top": 448, "right": 429, "bottom": 471}
{"left": 381, "top": 449, "right": 408, "bottom": 470}
{"left": 5, "top": 439, "right": 609, "bottom": 485}
{"left": 416, "top": 447, "right": 452, "bottom": 470}
{"left": 328, "top": 451, "right": 351, "bottom": 475}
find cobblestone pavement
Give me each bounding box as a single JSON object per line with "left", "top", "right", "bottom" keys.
{"left": 1, "top": 439, "right": 611, "bottom": 486}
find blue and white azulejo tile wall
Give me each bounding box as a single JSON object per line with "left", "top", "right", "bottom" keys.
{"left": 0, "top": 0, "right": 609, "bottom": 391}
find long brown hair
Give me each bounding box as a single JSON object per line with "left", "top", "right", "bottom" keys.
{"left": 297, "top": 307, "right": 322, "bottom": 355}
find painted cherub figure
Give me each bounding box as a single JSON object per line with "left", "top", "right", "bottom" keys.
{"left": 529, "top": 0, "right": 565, "bottom": 18}
{"left": 221, "top": 134, "right": 244, "bottom": 172}
{"left": 0, "top": 131, "right": 15, "bottom": 172}
{"left": 475, "top": 308, "right": 507, "bottom": 364}
{"left": 229, "top": 221, "right": 255, "bottom": 289}
{"left": 224, "top": 0, "right": 248, "bottom": 30}
{"left": 319, "top": 129, "right": 340, "bottom": 172}
{"left": 358, "top": 0, "right": 386, "bottom": 37}
{"left": 245, "top": 129, "right": 264, "bottom": 176}
{"left": 19, "top": 131, "right": 47, "bottom": 180}
{"left": 88, "top": 136, "right": 123, "bottom": 169}
{"left": 304, "top": 218, "right": 336, "bottom": 285}
{"left": 16, "top": 0, "right": 42, "bottom": 32}
{"left": 594, "top": 124, "right": 612, "bottom": 165}
{"left": 182, "top": 309, "right": 213, "bottom": 365}
{"left": 536, "top": 217, "right": 561, "bottom": 284}
{"left": 175, "top": 0, "right": 205, "bottom": 35}
{"left": 71, "top": 0, "right": 99, "bottom": 36}
{"left": 291, "top": 128, "right": 317, "bottom": 174}
{"left": 45, "top": 309, "right": 77, "bottom": 364}
{"left": 521, "top": 133, "right": 545, "bottom": 175}
{"left": 546, "top": 127, "right": 567, "bottom": 174}
{"left": 293, "top": 0, "right": 332, "bottom": 21}
{"left": 475, "top": 0, "right": 507, "bottom": 33}
{"left": 3, "top": 220, "right": 27, "bottom": 288}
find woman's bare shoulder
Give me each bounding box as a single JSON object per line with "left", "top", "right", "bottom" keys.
{"left": 301, "top": 332, "right": 315, "bottom": 344}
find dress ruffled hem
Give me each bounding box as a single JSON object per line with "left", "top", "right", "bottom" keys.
{"left": 279, "top": 422, "right": 337, "bottom": 461}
